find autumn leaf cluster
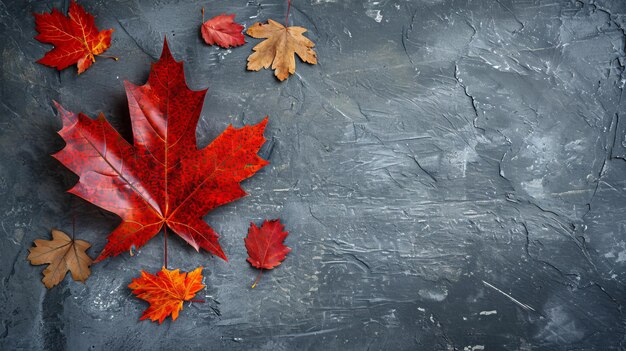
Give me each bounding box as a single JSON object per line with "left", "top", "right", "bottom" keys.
{"left": 28, "top": 0, "right": 297, "bottom": 324}
{"left": 34, "top": 0, "right": 317, "bottom": 80}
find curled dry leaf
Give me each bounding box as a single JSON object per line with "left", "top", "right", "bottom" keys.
{"left": 128, "top": 266, "right": 205, "bottom": 324}
{"left": 33, "top": 0, "right": 114, "bottom": 74}
{"left": 27, "top": 229, "right": 93, "bottom": 288}
{"left": 245, "top": 219, "right": 291, "bottom": 288}
{"left": 201, "top": 13, "right": 245, "bottom": 48}
{"left": 52, "top": 39, "right": 269, "bottom": 263}
{"left": 246, "top": 19, "right": 317, "bottom": 81}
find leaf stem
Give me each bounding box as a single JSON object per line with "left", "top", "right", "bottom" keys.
{"left": 99, "top": 54, "right": 119, "bottom": 61}
{"left": 251, "top": 268, "right": 264, "bottom": 289}
{"left": 201, "top": 7, "right": 205, "bottom": 22}
{"left": 163, "top": 226, "right": 168, "bottom": 269}
{"left": 190, "top": 299, "right": 205, "bottom": 303}
{"left": 285, "top": 0, "right": 292, "bottom": 27}
{"left": 72, "top": 212, "right": 76, "bottom": 240}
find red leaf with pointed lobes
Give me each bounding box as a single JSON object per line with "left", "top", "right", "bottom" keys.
{"left": 34, "top": 0, "right": 114, "bottom": 74}
{"left": 201, "top": 13, "right": 245, "bottom": 49}
{"left": 52, "top": 38, "right": 269, "bottom": 263}
{"left": 129, "top": 266, "right": 205, "bottom": 324}
{"left": 245, "top": 219, "right": 291, "bottom": 288}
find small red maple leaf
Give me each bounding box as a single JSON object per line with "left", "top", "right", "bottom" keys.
{"left": 52, "top": 39, "right": 269, "bottom": 262}
{"left": 34, "top": 0, "right": 114, "bottom": 74}
{"left": 129, "top": 266, "right": 205, "bottom": 324}
{"left": 201, "top": 12, "right": 246, "bottom": 49}
{"left": 244, "top": 219, "right": 291, "bottom": 288}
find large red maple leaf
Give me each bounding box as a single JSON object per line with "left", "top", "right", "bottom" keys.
{"left": 34, "top": 0, "right": 114, "bottom": 74}
{"left": 53, "top": 39, "right": 268, "bottom": 262}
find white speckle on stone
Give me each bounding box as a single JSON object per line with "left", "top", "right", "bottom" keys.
{"left": 616, "top": 250, "right": 626, "bottom": 263}
{"left": 418, "top": 288, "right": 448, "bottom": 302}
{"left": 366, "top": 10, "right": 383, "bottom": 23}
{"left": 464, "top": 346, "right": 485, "bottom": 351}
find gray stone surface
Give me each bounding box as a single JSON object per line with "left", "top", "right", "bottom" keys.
{"left": 1, "top": 0, "right": 626, "bottom": 349}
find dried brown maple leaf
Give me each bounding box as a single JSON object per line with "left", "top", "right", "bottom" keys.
{"left": 246, "top": 19, "right": 317, "bottom": 81}
{"left": 27, "top": 229, "right": 93, "bottom": 288}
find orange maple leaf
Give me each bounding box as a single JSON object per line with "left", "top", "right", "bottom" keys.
{"left": 34, "top": 0, "right": 114, "bottom": 74}
{"left": 128, "top": 266, "right": 205, "bottom": 324}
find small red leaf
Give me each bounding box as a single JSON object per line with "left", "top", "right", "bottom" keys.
{"left": 128, "top": 266, "right": 205, "bottom": 324}
{"left": 33, "top": 0, "right": 114, "bottom": 74}
{"left": 201, "top": 13, "right": 245, "bottom": 49}
{"left": 244, "top": 219, "right": 291, "bottom": 288}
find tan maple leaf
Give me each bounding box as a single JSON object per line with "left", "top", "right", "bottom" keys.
{"left": 246, "top": 19, "right": 317, "bottom": 81}
{"left": 27, "top": 229, "right": 93, "bottom": 288}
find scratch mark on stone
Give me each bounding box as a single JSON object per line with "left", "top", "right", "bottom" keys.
{"left": 482, "top": 280, "right": 540, "bottom": 315}
{"left": 116, "top": 18, "right": 157, "bottom": 60}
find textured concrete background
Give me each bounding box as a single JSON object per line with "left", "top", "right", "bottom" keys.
{"left": 1, "top": 0, "right": 626, "bottom": 349}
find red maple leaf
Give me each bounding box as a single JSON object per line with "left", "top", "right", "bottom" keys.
{"left": 129, "top": 266, "right": 205, "bottom": 324}
{"left": 244, "top": 219, "right": 291, "bottom": 288}
{"left": 34, "top": 0, "right": 114, "bottom": 74}
{"left": 201, "top": 13, "right": 245, "bottom": 49}
{"left": 53, "top": 39, "right": 269, "bottom": 262}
